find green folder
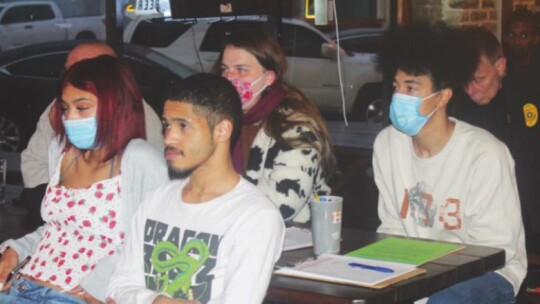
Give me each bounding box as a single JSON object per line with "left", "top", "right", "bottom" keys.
{"left": 346, "top": 237, "right": 464, "bottom": 266}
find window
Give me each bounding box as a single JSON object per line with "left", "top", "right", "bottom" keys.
{"left": 1, "top": 5, "right": 55, "bottom": 25}
{"left": 130, "top": 19, "right": 192, "bottom": 47}
{"left": 281, "top": 24, "right": 325, "bottom": 58}
{"left": 2, "top": 7, "right": 27, "bottom": 24}
{"left": 200, "top": 20, "right": 264, "bottom": 52}
{"left": 28, "top": 5, "right": 55, "bottom": 21}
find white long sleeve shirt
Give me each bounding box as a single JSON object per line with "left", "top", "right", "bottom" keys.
{"left": 107, "top": 178, "right": 285, "bottom": 303}
{"left": 373, "top": 119, "right": 527, "bottom": 295}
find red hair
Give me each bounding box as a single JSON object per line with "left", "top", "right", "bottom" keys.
{"left": 52, "top": 55, "right": 146, "bottom": 162}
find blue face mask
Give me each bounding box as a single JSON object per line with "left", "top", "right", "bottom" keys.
{"left": 63, "top": 116, "right": 98, "bottom": 149}
{"left": 389, "top": 92, "right": 440, "bottom": 136}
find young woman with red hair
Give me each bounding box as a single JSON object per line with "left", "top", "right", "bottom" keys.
{"left": 0, "top": 55, "right": 168, "bottom": 303}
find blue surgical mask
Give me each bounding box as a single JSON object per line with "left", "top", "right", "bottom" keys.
{"left": 389, "top": 92, "right": 439, "bottom": 136}
{"left": 63, "top": 116, "right": 98, "bottom": 149}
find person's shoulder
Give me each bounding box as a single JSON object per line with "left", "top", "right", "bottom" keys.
{"left": 125, "top": 138, "right": 159, "bottom": 152}
{"left": 280, "top": 117, "right": 315, "bottom": 138}
{"left": 235, "top": 178, "right": 281, "bottom": 212}
{"left": 453, "top": 119, "right": 509, "bottom": 152}
{"left": 142, "top": 179, "right": 185, "bottom": 203}
{"left": 454, "top": 119, "right": 499, "bottom": 141}
{"left": 124, "top": 139, "right": 164, "bottom": 161}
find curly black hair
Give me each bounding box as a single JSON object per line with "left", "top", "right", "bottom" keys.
{"left": 377, "top": 21, "right": 479, "bottom": 92}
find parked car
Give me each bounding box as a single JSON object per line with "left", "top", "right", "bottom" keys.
{"left": 326, "top": 27, "right": 383, "bottom": 55}
{"left": 123, "top": 15, "right": 384, "bottom": 122}
{"left": 0, "top": 1, "right": 105, "bottom": 52}
{"left": 0, "top": 40, "right": 195, "bottom": 152}
{"left": 326, "top": 27, "right": 385, "bottom": 122}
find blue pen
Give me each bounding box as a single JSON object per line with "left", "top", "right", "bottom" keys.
{"left": 348, "top": 262, "right": 394, "bottom": 273}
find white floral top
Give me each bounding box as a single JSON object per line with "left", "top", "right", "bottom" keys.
{"left": 20, "top": 153, "right": 125, "bottom": 290}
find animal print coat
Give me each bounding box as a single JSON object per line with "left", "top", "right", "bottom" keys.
{"left": 244, "top": 125, "right": 330, "bottom": 223}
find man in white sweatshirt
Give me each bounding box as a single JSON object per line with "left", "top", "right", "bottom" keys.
{"left": 374, "top": 23, "right": 527, "bottom": 303}
{"left": 107, "top": 73, "right": 285, "bottom": 304}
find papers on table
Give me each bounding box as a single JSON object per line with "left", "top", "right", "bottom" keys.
{"left": 346, "top": 237, "right": 465, "bottom": 265}
{"left": 274, "top": 254, "right": 426, "bottom": 288}
{"left": 283, "top": 227, "right": 313, "bottom": 251}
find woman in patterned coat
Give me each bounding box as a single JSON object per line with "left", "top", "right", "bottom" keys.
{"left": 215, "top": 29, "right": 335, "bottom": 223}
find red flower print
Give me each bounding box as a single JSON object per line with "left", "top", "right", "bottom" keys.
{"left": 65, "top": 277, "right": 72, "bottom": 284}
{"left": 74, "top": 230, "right": 79, "bottom": 235}
{"left": 95, "top": 191, "right": 103, "bottom": 199}
{"left": 88, "top": 235, "right": 95, "bottom": 242}
{"left": 83, "top": 220, "right": 91, "bottom": 227}
{"left": 109, "top": 221, "right": 117, "bottom": 229}
{"left": 107, "top": 237, "right": 113, "bottom": 244}
{"left": 61, "top": 232, "right": 67, "bottom": 237}
{"left": 78, "top": 199, "right": 85, "bottom": 205}
{"left": 58, "top": 237, "right": 63, "bottom": 243}
{"left": 120, "top": 232, "right": 125, "bottom": 240}
{"left": 106, "top": 193, "right": 115, "bottom": 201}
{"left": 50, "top": 275, "right": 57, "bottom": 281}
{"left": 67, "top": 201, "right": 75, "bottom": 208}
{"left": 73, "top": 253, "right": 79, "bottom": 259}
{"left": 100, "top": 242, "right": 107, "bottom": 248}
{"left": 47, "top": 187, "right": 52, "bottom": 193}
{"left": 109, "top": 210, "right": 116, "bottom": 218}
{"left": 108, "top": 250, "right": 115, "bottom": 255}
{"left": 58, "top": 259, "right": 65, "bottom": 267}
{"left": 48, "top": 211, "right": 53, "bottom": 216}
{"left": 63, "top": 240, "right": 69, "bottom": 246}
{"left": 97, "top": 183, "right": 103, "bottom": 190}
{"left": 68, "top": 215, "right": 76, "bottom": 222}
{"left": 91, "top": 265, "right": 96, "bottom": 270}
{"left": 100, "top": 235, "right": 106, "bottom": 240}
{"left": 53, "top": 257, "right": 59, "bottom": 263}
{"left": 87, "top": 250, "right": 93, "bottom": 258}
{"left": 36, "top": 272, "right": 42, "bottom": 278}
{"left": 49, "top": 248, "right": 54, "bottom": 255}
{"left": 79, "top": 247, "right": 86, "bottom": 254}
{"left": 31, "top": 265, "right": 36, "bottom": 271}
{"left": 59, "top": 251, "right": 66, "bottom": 258}
{"left": 81, "top": 264, "right": 88, "bottom": 272}
{"left": 89, "top": 206, "right": 96, "bottom": 214}
{"left": 65, "top": 269, "right": 72, "bottom": 275}
{"left": 40, "top": 261, "right": 46, "bottom": 266}
{"left": 55, "top": 189, "right": 62, "bottom": 196}
{"left": 102, "top": 216, "right": 109, "bottom": 223}
{"left": 78, "top": 235, "right": 84, "bottom": 241}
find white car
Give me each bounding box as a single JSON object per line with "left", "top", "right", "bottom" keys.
{"left": 0, "top": 1, "right": 105, "bottom": 51}
{"left": 124, "top": 15, "right": 384, "bottom": 122}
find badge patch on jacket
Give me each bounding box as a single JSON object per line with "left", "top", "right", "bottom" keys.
{"left": 523, "top": 103, "right": 538, "bottom": 127}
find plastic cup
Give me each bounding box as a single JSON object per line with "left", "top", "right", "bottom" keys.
{"left": 310, "top": 195, "right": 343, "bottom": 255}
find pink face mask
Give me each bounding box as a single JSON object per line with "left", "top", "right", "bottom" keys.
{"left": 229, "top": 75, "right": 266, "bottom": 105}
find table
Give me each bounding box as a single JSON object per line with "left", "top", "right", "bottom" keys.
{"left": 266, "top": 228, "right": 505, "bottom": 304}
